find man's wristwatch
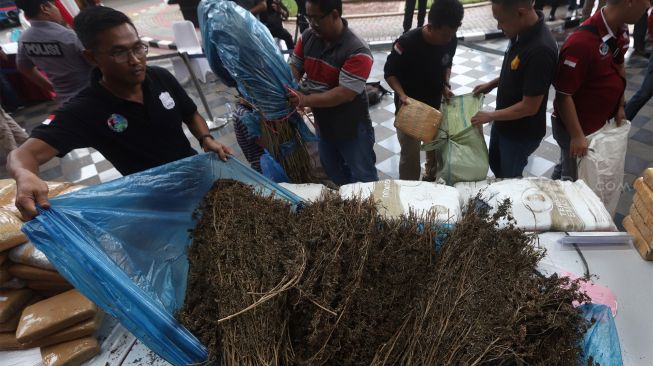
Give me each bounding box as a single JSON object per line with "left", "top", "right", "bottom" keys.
{"left": 199, "top": 134, "right": 214, "bottom": 148}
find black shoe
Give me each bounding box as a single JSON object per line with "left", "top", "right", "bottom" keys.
{"left": 634, "top": 49, "right": 651, "bottom": 58}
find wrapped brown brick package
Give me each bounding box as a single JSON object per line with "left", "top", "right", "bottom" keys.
{"left": 0, "top": 210, "right": 28, "bottom": 252}
{"left": 0, "top": 332, "right": 30, "bottom": 350}
{"left": 0, "top": 296, "right": 41, "bottom": 333}
{"left": 0, "top": 288, "right": 33, "bottom": 322}
{"left": 8, "top": 264, "right": 68, "bottom": 283}
{"left": 41, "top": 336, "right": 100, "bottom": 366}
{"left": 16, "top": 289, "right": 97, "bottom": 343}
{"left": 27, "top": 280, "right": 74, "bottom": 293}
{"left": 634, "top": 177, "right": 653, "bottom": 208}
{"left": 35, "top": 311, "right": 104, "bottom": 348}
{"left": 623, "top": 215, "right": 653, "bottom": 260}
{"left": 644, "top": 168, "right": 653, "bottom": 191}
{"left": 0, "top": 262, "right": 10, "bottom": 284}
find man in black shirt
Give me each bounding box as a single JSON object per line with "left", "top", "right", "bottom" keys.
{"left": 7, "top": 6, "right": 231, "bottom": 220}
{"left": 471, "top": 0, "right": 557, "bottom": 178}
{"left": 385, "top": 0, "right": 463, "bottom": 181}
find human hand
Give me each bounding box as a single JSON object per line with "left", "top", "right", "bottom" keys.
{"left": 15, "top": 172, "right": 50, "bottom": 221}
{"left": 203, "top": 138, "right": 232, "bottom": 161}
{"left": 473, "top": 82, "right": 494, "bottom": 96}
{"left": 398, "top": 93, "right": 410, "bottom": 105}
{"left": 615, "top": 106, "right": 626, "bottom": 126}
{"left": 471, "top": 111, "right": 493, "bottom": 126}
{"left": 287, "top": 87, "right": 305, "bottom": 108}
{"left": 569, "top": 135, "right": 589, "bottom": 158}
{"left": 442, "top": 85, "right": 454, "bottom": 102}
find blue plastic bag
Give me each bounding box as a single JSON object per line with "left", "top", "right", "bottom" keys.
{"left": 260, "top": 149, "right": 290, "bottom": 183}
{"left": 580, "top": 303, "right": 623, "bottom": 366}
{"left": 198, "top": 0, "right": 316, "bottom": 143}
{"left": 22, "top": 154, "right": 301, "bottom": 366}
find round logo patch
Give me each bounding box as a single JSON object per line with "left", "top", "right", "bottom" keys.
{"left": 107, "top": 113, "right": 128, "bottom": 133}
{"left": 599, "top": 42, "right": 609, "bottom": 56}
{"left": 441, "top": 53, "right": 450, "bottom": 66}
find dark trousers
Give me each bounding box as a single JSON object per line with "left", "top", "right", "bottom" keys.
{"left": 633, "top": 12, "right": 649, "bottom": 51}
{"left": 551, "top": 116, "right": 578, "bottom": 181}
{"left": 318, "top": 122, "right": 378, "bottom": 185}
{"left": 403, "top": 0, "right": 427, "bottom": 33}
{"left": 266, "top": 23, "right": 294, "bottom": 49}
{"left": 626, "top": 51, "right": 653, "bottom": 121}
{"left": 488, "top": 126, "right": 541, "bottom": 179}
{"left": 295, "top": 0, "right": 308, "bottom": 33}
{"left": 179, "top": 0, "right": 200, "bottom": 28}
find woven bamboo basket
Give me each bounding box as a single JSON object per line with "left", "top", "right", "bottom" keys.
{"left": 394, "top": 97, "right": 443, "bottom": 142}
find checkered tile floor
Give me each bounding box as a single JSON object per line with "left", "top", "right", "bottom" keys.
{"left": 3, "top": 39, "right": 653, "bottom": 228}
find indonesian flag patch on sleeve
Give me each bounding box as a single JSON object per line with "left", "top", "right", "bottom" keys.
{"left": 42, "top": 114, "right": 55, "bottom": 125}
{"left": 563, "top": 56, "right": 578, "bottom": 68}
{"left": 393, "top": 42, "right": 403, "bottom": 55}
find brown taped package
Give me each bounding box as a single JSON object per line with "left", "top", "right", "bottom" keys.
{"left": 0, "top": 179, "right": 16, "bottom": 207}
{"left": 0, "top": 262, "right": 10, "bottom": 284}
{"left": 623, "top": 215, "right": 653, "bottom": 260}
{"left": 27, "top": 280, "right": 74, "bottom": 292}
{"left": 0, "top": 332, "right": 30, "bottom": 350}
{"left": 8, "top": 264, "right": 68, "bottom": 283}
{"left": 0, "top": 210, "right": 28, "bottom": 252}
{"left": 630, "top": 206, "right": 653, "bottom": 244}
{"left": 4, "top": 310, "right": 104, "bottom": 350}
{"left": 41, "top": 336, "right": 100, "bottom": 366}
{"left": 0, "top": 296, "right": 41, "bottom": 333}
{"left": 634, "top": 177, "right": 653, "bottom": 208}
{"left": 0, "top": 288, "right": 33, "bottom": 322}
{"left": 634, "top": 192, "right": 653, "bottom": 224}
{"left": 644, "top": 168, "right": 653, "bottom": 192}
{"left": 16, "top": 289, "right": 97, "bottom": 343}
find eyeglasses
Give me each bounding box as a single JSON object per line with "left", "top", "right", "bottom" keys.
{"left": 105, "top": 43, "right": 149, "bottom": 63}
{"left": 302, "top": 13, "right": 330, "bottom": 27}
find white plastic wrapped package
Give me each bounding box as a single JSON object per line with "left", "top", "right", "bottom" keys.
{"left": 279, "top": 183, "right": 332, "bottom": 202}
{"left": 339, "top": 180, "right": 461, "bottom": 223}
{"left": 578, "top": 120, "right": 630, "bottom": 216}
{"left": 454, "top": 178, "right": 615, "bottom": 232}
{"left": 9, "top": 242, "right": 55, "bottom": 270}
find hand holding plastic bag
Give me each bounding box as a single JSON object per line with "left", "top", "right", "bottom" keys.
{"left": 22, "top": 154, "right": 301, "bottom": 365}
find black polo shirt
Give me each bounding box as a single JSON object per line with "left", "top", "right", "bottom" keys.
{"left": 384, "top": 28, "right": 456, "bottom": 110}
{"left": 495, "top": 12, "right": 558, "bottom": 141}
{"left": 31, "top": 66, "right": 198, "bottom": 175}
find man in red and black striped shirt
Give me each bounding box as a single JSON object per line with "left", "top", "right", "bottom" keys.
{"left": 288, "top": 0, "right": 378, "bottom": 185}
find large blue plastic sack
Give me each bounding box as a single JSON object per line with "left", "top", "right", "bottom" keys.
{"left": 22, "top": 154, "right": 301, "bottom": 366}
{"left": 198, "top": 0, "right": 315, "bottom": 145}
{"left": 580, "top": 303, "right": 623, "bottom": 366}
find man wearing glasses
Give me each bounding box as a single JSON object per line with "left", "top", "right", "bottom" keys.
{"left": 15, "top": 0, "right": 93, "bottom": 104}
{"left": 288, "top": 0, "right": 378, "bottom": 185}
{"left": 7, "top": 6, "right": 232, "bottom": 220}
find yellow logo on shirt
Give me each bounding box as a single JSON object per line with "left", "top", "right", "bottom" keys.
{"left": 511, "top": 55, "right": 520, "bottom": 70}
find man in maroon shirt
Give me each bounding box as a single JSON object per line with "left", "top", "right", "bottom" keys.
{"left": 551, "top": 0, "right": 649, "bottom": 181}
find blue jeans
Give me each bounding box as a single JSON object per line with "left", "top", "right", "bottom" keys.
{"left": 488, "top": 126, "right": 542, "bottom": 178}
{"left": 625, "top": 51, "right": 653, "bottom": 121}
{"left": 318, "top": 122, "right": 378, "bottom": 185}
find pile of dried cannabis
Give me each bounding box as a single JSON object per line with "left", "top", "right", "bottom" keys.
{"left": 176, "top": 180, "right": 591, "bottom": 366}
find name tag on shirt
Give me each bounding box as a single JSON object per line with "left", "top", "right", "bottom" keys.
{"left": 23, "top": 42, "right": 64, "bottom": 57}
{"left": 159, "top": 92, "right": 175, "bottom": 110}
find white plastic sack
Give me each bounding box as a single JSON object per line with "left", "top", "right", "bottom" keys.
{"left": 339, "top": 180, "right": 461, "bottom": 223}
{"left": 454, "top": 178, "right": 615, "bottom": 232}
{"left": 278, "top": 183, "right": 332, "bottom": 202}
{"left": 578, "top": 120, "right": 631, "bottom": 216}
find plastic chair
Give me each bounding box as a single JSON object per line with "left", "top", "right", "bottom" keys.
{"left": 171, "top": 20, "right": 213, "bottom": 83}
